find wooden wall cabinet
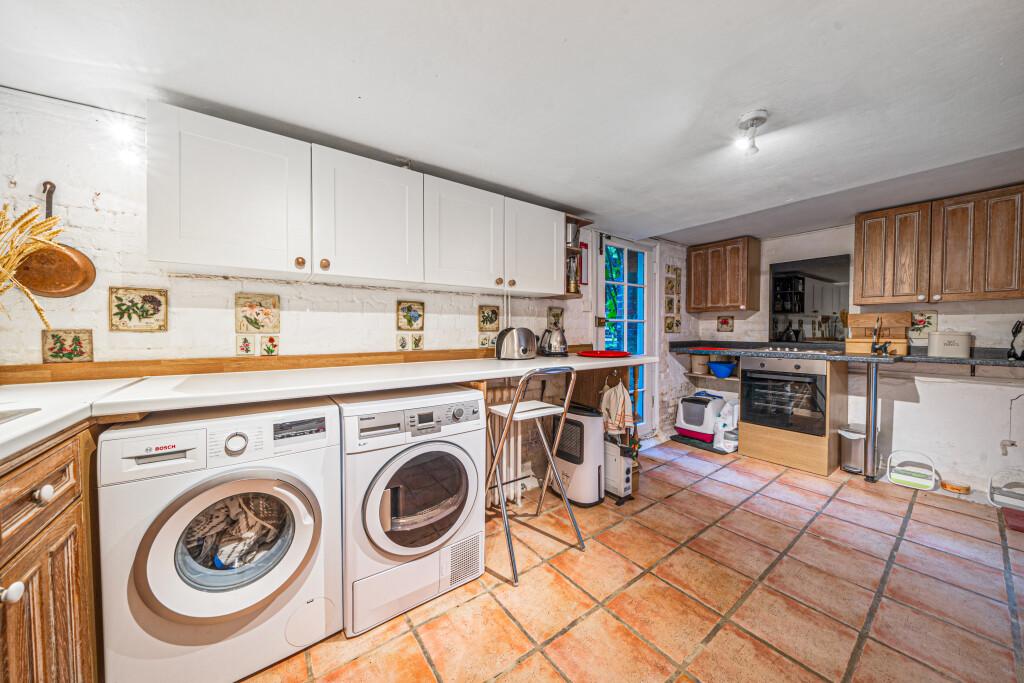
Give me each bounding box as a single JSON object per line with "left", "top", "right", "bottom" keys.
{"left": 854, "top": 183, "right": 1024, "bottom": 305}
{"left": 0, "top": 430, "right": 96, "bottom": 683}
{"left": 686, "top": 236, "right": 760, "bottom": 313}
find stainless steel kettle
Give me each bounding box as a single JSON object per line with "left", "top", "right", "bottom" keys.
{"left": 538, "top": 328, "right": 568, "bottom": 356}
{"left": 495, "top": 327, "right": 537, "bottom": 360}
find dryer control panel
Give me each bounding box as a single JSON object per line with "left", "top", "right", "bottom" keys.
{"left": 351, "top": 400, "right": 482, "bottom": 449}
{"left": 405, "top": 400, "right": 480, "bottom": 436}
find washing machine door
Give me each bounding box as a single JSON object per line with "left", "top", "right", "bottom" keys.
{"left": 133, "top": 468, "right": 321, "bottom": 622}
{"left": 363, "top": 440, "right": 478, "bottom": 557}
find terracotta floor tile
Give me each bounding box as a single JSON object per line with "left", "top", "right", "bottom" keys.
{"left": 495, "top": 652, "right": 564, "bottom": 683}
{"left": 638, "top": 454, "right": 669, "bottom": 472}
{"left": 807, "top": 515, "right": 896, "bottom": 559}
{"left": 662, "top": 489, "right": 734, "bottom": 522}
{"left": 895, "top": 540, "right": 1008, "bottom": 602}
{"left": 851, "top": 639, "right": 952, "bottom": 683}
{"left": 493, "top": 564, "right": 596, "bottom": 642}
{"left": 637, "top": 475, "right": 683, "bottom": 500}
{"left": 607, "top": 574, "right": 718, "bottom": 662}
{"left": 828, "top": 467, "right": 853, "bottom": 483}
{"left": 242, "top": 652, "right": 309, "bottom": 683}
{"left": 1015, "top": 575, "right": 1024, "bottom": 614}
{"left": 917, "top": 491, "right": 999, "bottom": 521}
{"left": 911, "top": 502, "right": 1002, "bottom": 543}
{"left": 639, "top": 443, "right": 685, "bottom": 465}
{"left": 844, "top": 476, "right": 915, "bottom": 501}
{"left": 835, "top": 486, "right": 910, "bottom": 516}
{"left": 718, "top": 508, "right": 800, "bottom": 551}
{"left": 317, "top": 632, "right": 433, "bottom": 683}
{"left": 690, "top": 478, "right": 752, "bottom": 506}
{"left": 689, "top": 526, "right": 778, "bottom": 578}
{"left": 728, "top": 457, "right": 787, "bottom": 480}
{"left": 885, "top": 565, "right": 1013, "bottom": 646}
{"left": 418, "top": 594, "right": 532, "bottom": 683}
{"left": 671, "top": 453, "right": 723, "bottom": 476}
{"left": 1010, "top": 547, "right": 1024, "bottom": 576}
{"left": 549, "top": 540, "right": 642, "bottom": 600}
{"left": 484, "top": 529, "right": 544, "bottom": 586}
{"left": 654, "top": 547, "right": 752, "bottom": 613}
{"left": 741, "top": 493, "right": 816, "bottom": 529}
{"left": 870, "top": 599, "right": 1015, "bottom": 682}
{"left": 734, "top": 586, "right": 858, "bottom": 681}
{"left": 688, "top": 623, "right": 821, "bottom": 683}
{"left": 765, "top": 556, "right": 875, "bottom": 629}
{"left": 709, "top": 466, "right": 770, "bottom": 492}
{"left": 514, "top": 508, "right": 580, "bottom": 547}
{"left": 520, "top": 486, "right": 563, "bottom": 514}
{"left": 687, "top": 448, "right": 739, "bottom": 466}
{"left": 551, "top": 503, "right": 623, "bottom": 537}
{"left": 903, "top": 520, "right": 1004, "bottom": 569}
{"left": 777, "top": 469, "right": 841, "bottom": 497}
{"left": 407, "top": 578, "right": 486, "bottom": 625}
{"left": 1006, "top": 528, "right": 1024, "bottom": 552}
{"left": 544, "top": 609, "right": 675, "bottom": 683}
{"left": 597, "top": 519, "right": 678, "bottom": 567}
{"left": 601, "top": 493, "right": 655, "bottom": 516}
{"left": 633, "top": 502, "right": 707, "bottom": 542}
{"left": 646, "top": 463, "right": 703, "bottom": 488}
{"left": 308, "top": 614, "right": 409, "bottom": 677}
{"left": 760, "top": 481, "right": 829, "bottom": 511}
{"left": 789, "top": 534, "right": 886, "bottom": 591}
{"left": 511, "top": 520, "right": 576, "bottom": 559}
{"left": 822, "top": 498, "right": 904, "bottom": 535}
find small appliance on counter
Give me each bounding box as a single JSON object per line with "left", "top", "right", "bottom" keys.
{"left": 538, "top": 327, "right": 568, "bottom": 356}
{"left": 927, "top": 330, "right": 972, "bottom": 358}
{"left": 495, "top": 327, "right": 537, "bottom": 360}
{"left": 549, "top": 404, "right": 604, "bottom": 506}
{"left": 675, "top": 391, "right": 725, "bottom": 443}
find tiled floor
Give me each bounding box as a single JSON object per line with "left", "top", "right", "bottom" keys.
{"left": 245, "top": 441, "right": 1024, "bottom": 682}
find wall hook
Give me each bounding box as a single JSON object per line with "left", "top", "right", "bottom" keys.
{"left": 41, "top": 181, "right": 56, "bottom": 218}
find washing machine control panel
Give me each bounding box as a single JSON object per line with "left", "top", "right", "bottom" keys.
{"left": 405, "top": 400, "right": 480, "bottom": 435}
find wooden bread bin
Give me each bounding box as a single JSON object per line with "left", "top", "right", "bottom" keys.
{"left": 845, "top": 312, "right": 911, "bottom": 356}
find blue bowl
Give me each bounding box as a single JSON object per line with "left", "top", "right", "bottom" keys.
{"left": 708, "top": 361, "right": 736, "bottom": 379}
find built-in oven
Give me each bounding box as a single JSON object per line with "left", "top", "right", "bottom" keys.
{"left": 740, "top": 356, "right": 827, "bottom": 436}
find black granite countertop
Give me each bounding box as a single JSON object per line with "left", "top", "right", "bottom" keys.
{"left": 901, "top": 346, "right": 1024, "bottom": 367}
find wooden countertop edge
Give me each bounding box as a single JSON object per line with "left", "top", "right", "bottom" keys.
{"left": 0, "top": 417, "right": 96, "bottom": 479}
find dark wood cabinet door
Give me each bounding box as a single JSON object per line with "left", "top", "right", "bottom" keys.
{"left": 706, "top": 244, "right": 726, "bottom": 309}
{"left": 0, "top": 501, "right": 95, "bottom": 683}
{"left": 723, "top": 239, "right": 746, "bottom": 309}
{"left": 687, "top": 246, "right": 708, "bottom": 312}
{"left": 854, "top": 203, "right": 929, "bottom": 304}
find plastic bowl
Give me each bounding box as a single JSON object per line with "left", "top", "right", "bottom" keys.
{"left": 708, "top": 361, "right": 736, "bottom": 379}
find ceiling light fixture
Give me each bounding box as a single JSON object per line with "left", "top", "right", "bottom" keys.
{"left": 734, "top": 109, "right": 769, "bottom": 155}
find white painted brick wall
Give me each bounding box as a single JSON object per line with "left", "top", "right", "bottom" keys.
{"left": 0, "top": 88, "right": 594, "bottom": 363}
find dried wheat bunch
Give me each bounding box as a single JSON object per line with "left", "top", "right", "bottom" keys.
{"left": 0, "top": 203, "right": 64, "bottom": 328}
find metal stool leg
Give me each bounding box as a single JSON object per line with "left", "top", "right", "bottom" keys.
{"left": 488, "top": 417, "right": 519, "bottom": 585}
{"left": 535, "top": 421, "right": 585, "bottom": 550}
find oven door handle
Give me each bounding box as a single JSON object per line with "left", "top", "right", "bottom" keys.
{"left": 743, "top": 372, "right": 821, "bottom": 383}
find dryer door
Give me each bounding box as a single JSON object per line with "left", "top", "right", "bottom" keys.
{"left": 133, "top": 468, "right": 321, "bottom": 622}
{"left": 363, "top": 441, "right": 479, "bottom": 557}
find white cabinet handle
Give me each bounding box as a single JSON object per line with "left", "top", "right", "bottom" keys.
{"left": 508, "top": 279, "right": 516, "bottom": 287}
{"left": 294, "top": 256, "right": 306, "bottom": 269}
{"left": 495, "top": 277, "right": 504, "bottom": 286}
{"left": 932, "top": 294, "right": 942, "bottom": 301}
{"left": 917, "top": 294, "right": 926, "bottom": 301}
{"left": 32, "top": 484, "right": 55, "bottom": 506}
{"left": 0, "top": 582, "right": 25, "bottom": 604}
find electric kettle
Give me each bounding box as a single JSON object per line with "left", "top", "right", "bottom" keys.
{"left": 538, "top": 328, "right": 568, "bottom": 356}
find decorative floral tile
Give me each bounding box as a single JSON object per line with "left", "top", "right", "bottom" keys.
{"left": 41, "top": 329, "right": 93, "bottom": 363}
{"left": 259, "top": 335, "right": 279, "bottom": 356}
{"left": 235, "top": 293, "right": 280, "bottom": 333}
{"left": 718, "top": 315, "right": 735, "bottom": 332}
{"left": 479, "top": 305, "right": 500, "bottom": 332}
{"left": 109, "top": 287, "right": 167, "bottom": 332}
{"left": 397, "top": 333, "right": 411, "bottom": 351}
{"left": 235, "top": 334, "right": 256, "bottom": 356}
{"left": 547, "top": 306, "right": 564, "bottom": 330}
{"left": 478, "top": 333, "right": 492, "bottom": 348}
{"left": 411, "top": 333, "right": 424, "bottom": 350}
{"left": 397, "top": 301, "right": 424, "bottom": 331}
{"left": 910, "top": 311, "right": 938, "bottom": 342}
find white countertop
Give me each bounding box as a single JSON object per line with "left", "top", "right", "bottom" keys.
{"left": 90, "top": 354, "right": 658, "bottom": 416}
{"left": 0, "top": 378, "right": 140, "bottom": 463}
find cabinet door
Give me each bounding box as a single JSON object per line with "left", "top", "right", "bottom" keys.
{"left": 0, "top": 501, "right": 95, "bottom": 683}
{"left": 853, "top": 203, "right": 929, "bottom": 304}
{"left": 687, "top": 247, "right": 709, "bottom": 312}
{"left": 503, "top": 199, "right": 565, "bottom": 296}
{"left": 147, "top": 102, "right": 312, "bottom": 278}
{"left": 706, "top": 244, "right": 726, "bottom": 309}
{"left": 723, "top": 239, "right": 747, "bottom": 309}
{"left": 311, "top": 145, "right": 424, "bottom": 284}
{"left": 424, "top": 176, "right": 505, "bottom": 290}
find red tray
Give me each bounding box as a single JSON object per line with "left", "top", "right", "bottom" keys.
{"left": 576, "top": 350, "right": 631, "bottom": 358}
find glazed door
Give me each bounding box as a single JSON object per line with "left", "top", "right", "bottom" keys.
{"left": 363, "top": 442, "right": 478, "bottom": 557}
{"left": 133, "top": 471, "right": 321, "bottom": 622}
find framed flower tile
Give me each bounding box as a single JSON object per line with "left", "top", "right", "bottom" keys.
{"left": 397, "top": 301, "right": 425, "bottom": 331}
{"left": 259, "top": 335, "right": 279, "bottom": 356}
{"left": 235, "top": 334, "right": 256, "bottom": 356}
{"left": 109, "top": 287, "right": 168, "bottom": 332}
{"left": 717, "top": 315, "right": 734, "bottom": 332}
{"left": 235, "top": 293, "right": 281, "bottom": 333}
{"left": 411, "top": 333, "right": 424, "bottom": 350}
{"left": 396, "top": 333, "right": 411, "bottom": 351}
{"left": 42, "top": 329, "right": 93, "bottom": 363}
{"left": 478, "top": 305, "right": 500, "bottom": 332}
{"left": 478, "top": 333, "right": 492, "bottom": 348}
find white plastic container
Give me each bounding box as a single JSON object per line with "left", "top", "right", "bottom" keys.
{"left": 927, "top": 330, "right": 972, "bottom": 358}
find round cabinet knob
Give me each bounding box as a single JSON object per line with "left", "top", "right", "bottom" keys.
{"left": 452, "top": 407, "right": 464, "bottom": 421}
{"left": 917, "top": 294, "right": 926, "bottom": 301}
{"left": 0, "top": 582, "right": 25, "bottom": 604}
{"left": 294, "top": 256, "right": 307, "bottom": 269}
{"left": 224, "top": 432, "right": 249, "bottom": 456}
{"left": 794, "top": 364, "right": 802, "bottom": 370}
{"left": 508, "top": 279, "right": 516, "bottom": 287}
{"left": 932, "top": 294, "right": 942, "bottom": 301}
{"left": 319, "top": 258, "right": 331, "bottom": 270}
{"left": 739, "top": 305, "right": 746, "bottom": 310}
{"left": 495, "top": 277, "right": 504, "bottom": 286}
{"left": 759, "top": 362, "right": 766, "bottom": 368}
{"left": 32, "top": 484, "right": 55, "bottom": 506}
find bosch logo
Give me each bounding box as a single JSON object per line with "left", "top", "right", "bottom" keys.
{"left": 154, "top": 444, "right": 177, "bottom": 452}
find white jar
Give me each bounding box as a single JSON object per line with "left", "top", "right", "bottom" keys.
{"left": 927, "top": 331, "right": 972, "bottom": 358}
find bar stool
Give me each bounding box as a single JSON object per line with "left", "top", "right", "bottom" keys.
{"left": 486, "top": 366, "right": 585, "bottom": 586}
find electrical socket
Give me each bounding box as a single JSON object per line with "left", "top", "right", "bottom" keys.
{"left": 1000, "top": 439, "right": 1018, "bottom": 457}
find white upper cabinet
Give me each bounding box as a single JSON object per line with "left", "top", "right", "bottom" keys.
{"left": 312, "top": 145, "right": 424, "bottom": 284}
{"left": 504, "top": 198, "right": 565, "bottom": 296}
{"left": 424, "top": 176, "right": 505, "bottom": 291}
{"left": 147, "top": 102, "right": 312, "bottom": 278}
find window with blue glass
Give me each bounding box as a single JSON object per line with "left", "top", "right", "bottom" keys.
{"left": 603, "top": 243, "right": 648, "bottom": 424}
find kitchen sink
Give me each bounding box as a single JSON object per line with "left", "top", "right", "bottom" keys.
{"left": 0, "top": 407, "right": 41, "bottom": 426}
